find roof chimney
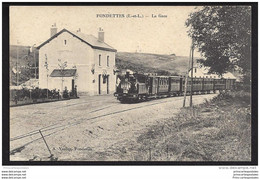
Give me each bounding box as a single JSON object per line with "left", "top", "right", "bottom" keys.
{"left": 50, "top": 23, "right": 57, "bottom": 37}
{"left": 76, "top": 28, "right": 81, "bottom": 32}
{"left": 98, "top": 27, "right": 104, "bottom": 42}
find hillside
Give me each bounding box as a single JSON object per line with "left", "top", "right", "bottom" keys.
{"left": 116, "top": 52, "right": 198, "bottom": 76}
{"left": 9, "top": 45, "right": 39, "bottom": 85}
{"left": 9, "top": 45, "right": 195, "bottom": 85}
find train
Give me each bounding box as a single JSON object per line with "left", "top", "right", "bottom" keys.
{"left": 114, "top": 72, "right": 236, "bottom": 103}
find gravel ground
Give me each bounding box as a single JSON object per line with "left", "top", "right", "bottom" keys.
{"left": 10, "top": 94, "right": 217, "bottom": 161}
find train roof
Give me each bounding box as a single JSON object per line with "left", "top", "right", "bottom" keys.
{"left": 149, "top": 75, "right": 181, "bottom": 78}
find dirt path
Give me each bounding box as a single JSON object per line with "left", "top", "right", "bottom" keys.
{"left": 10, "top": 94, "right": 217, "bottom": 161}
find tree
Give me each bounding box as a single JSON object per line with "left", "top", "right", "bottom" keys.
{"left": 44, "top": 54, "right": 49, "bottom": 98}
{"left": 186, "top": 6, "right": 251, "bottom": 77}
{"left": 58, "top": 59, "right": 67, "bottom": 93}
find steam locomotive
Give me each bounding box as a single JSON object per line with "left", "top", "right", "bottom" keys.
{"left": 114, "top": 72, "right": 235, "bottom": 103}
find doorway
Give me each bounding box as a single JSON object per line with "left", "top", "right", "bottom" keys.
{"left": 107, "top": 75, "right": 109, "bottom": 94}
{"left": 72, "top": 79, "right": 75, "bottom": 95}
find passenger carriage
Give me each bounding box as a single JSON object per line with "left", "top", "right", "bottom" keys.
{"left": 114, "top": 72, "right": 235, "bottom": 103}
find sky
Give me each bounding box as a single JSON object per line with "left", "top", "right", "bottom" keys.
{"left": 10, "top": 6, "right": 201, "bottom": 57}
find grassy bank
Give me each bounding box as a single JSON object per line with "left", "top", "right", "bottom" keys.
{"left": 136, "top": 91, "right": 251, "bottom": 161}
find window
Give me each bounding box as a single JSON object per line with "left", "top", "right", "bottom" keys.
{"left": 195, "top": 68, "right": 197, "bottom": 73}
{"left": 107, "top": 56, "right": 109, "bottom": 67}
{"left": 99, "top": 55, "right": 101, "bottom": 66}
{"left": 64, "top": 40, "right": 67, "bottom": 45}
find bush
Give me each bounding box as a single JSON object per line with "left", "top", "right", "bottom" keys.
{"left": 10, "top": 88, "right": 61, "bottom": 101}
{"left": 62, "top": 88, "right": 69, "bottom": 98}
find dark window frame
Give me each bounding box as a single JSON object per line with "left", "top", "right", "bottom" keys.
{"left": 99, "top": 54, "right": 101, "bottom": 66}
{"left": 107, "top": 56, "right": 109, "bottom": 67}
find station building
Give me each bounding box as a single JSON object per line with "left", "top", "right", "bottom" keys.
{"left": 37, "top": 25, "right": 117, "bottom": 95}
{"left": 189, "top": 59, "right": 236, "bottom": 80}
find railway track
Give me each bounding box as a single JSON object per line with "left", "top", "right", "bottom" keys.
{"left": 10, "top": 103, "right": 121, "bottom": 142}
{"left": 10, "top": 96, "right": 117, "bottom": 125}
{"left": 10, "top": 96, "right": 186, "bottom": 155}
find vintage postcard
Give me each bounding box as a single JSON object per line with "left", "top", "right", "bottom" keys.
{"left": 4, "top": 3, "right": 256, "bottom": 168}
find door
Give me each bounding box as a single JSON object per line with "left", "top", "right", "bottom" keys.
{"left": 148, "top": 77, "right": 153, "bottom": 94}
{"left": 71, "top": 79, "right": 75, "bottom": 95}
{"left": 98, "top": 74, "right": 101, "bottom": 95}
{"left": 107, "top": 75, "right": 109, "bottom": 94}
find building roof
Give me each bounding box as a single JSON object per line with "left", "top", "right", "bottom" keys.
{"left": 21, "top": 79, "right": 39, "bottom": 88}
{"left": 37, "top": 29, "right": 117, "bottom": 52}
{"left": 10, "top": 79, "right": 39, "bottom": 89}
{"left": 222, "top": 72, "right": 236, "bottom": 79}
{"left": 50, "top": 69, "right": 77, "bottom": 77}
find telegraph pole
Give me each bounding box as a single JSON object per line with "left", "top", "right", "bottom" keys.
{"left": 32, "top": 44, "right": 36, "bottom": 79}
{"left": 34, "top": 48, "right": 36, "bottom": 79}
{"left": 45, "top": 54, "right": 49, "bottom": 99}
{"left": 190, "top": 41, "right": 194, "bottom": 107}
{"left": 16, "top": 41, "right": 20, "bottom": 86}
{"left": 183, "top": 47, "right": 191, "bottom": 107}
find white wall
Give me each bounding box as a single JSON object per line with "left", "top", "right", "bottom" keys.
{"left": 39, "top": 31, "right": 116, "bottom": 95}
{"left": 92, "top": 49, "right": 116, "bottom": 95}
{"left": 189, "top": 67, "right": 219, "bottom": 79}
